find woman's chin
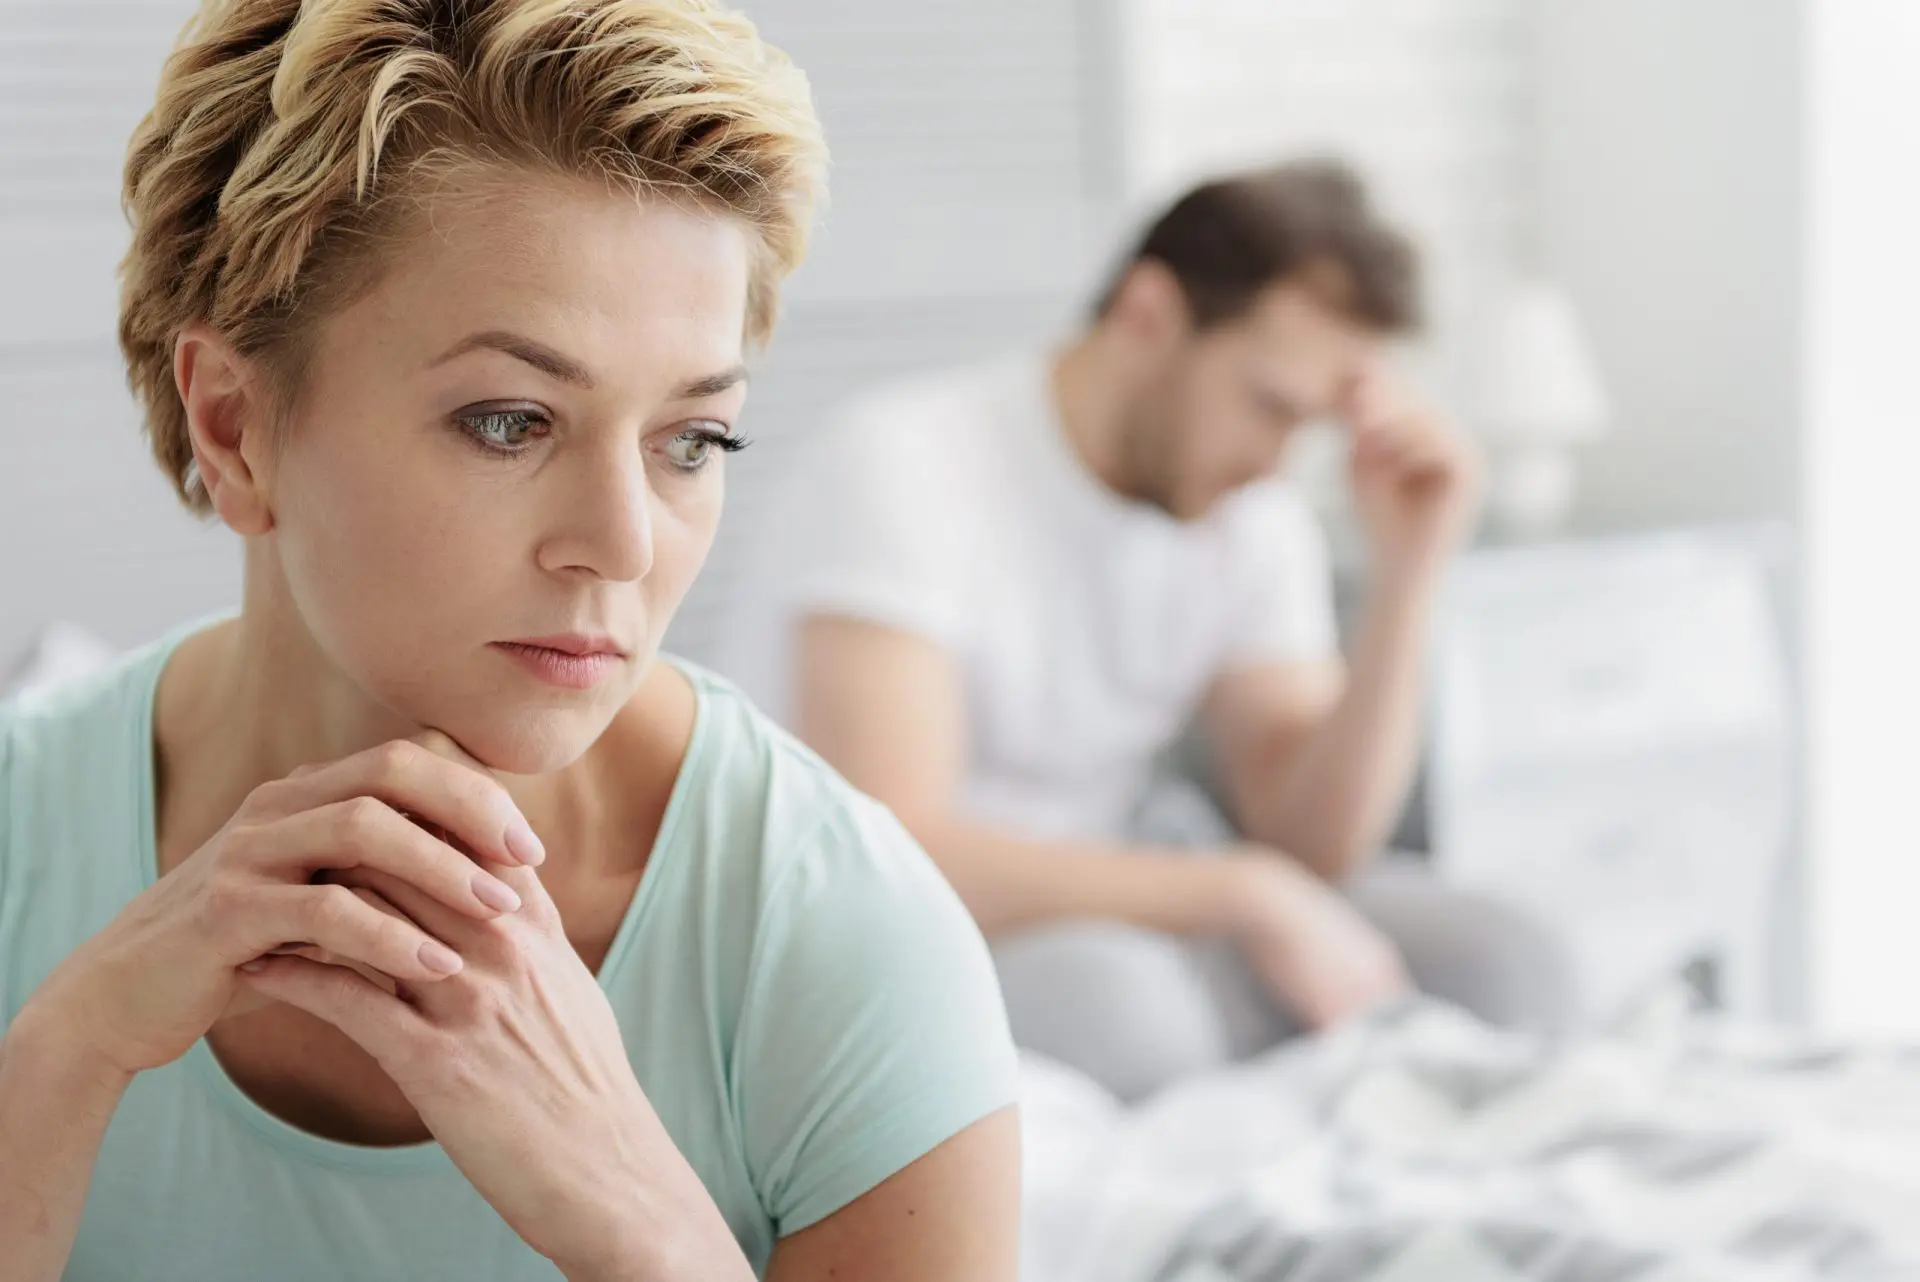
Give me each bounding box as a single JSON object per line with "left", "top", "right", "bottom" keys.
{"left": 420, "top": 706, "right": 614, "bottom": 776}
{"left": 359, "top": 652, "right": 645, "bottom": 775}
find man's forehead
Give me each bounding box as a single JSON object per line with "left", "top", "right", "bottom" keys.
{"left": 1247, "top": 273, "right": 1375, "bottom": 336}
{"left": 1238, "top": 283, "right": 1380, "bottom": 385}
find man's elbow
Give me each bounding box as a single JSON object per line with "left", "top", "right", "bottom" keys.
{"left": 1313, "top": 834, "right": 1375, "bottom": 886}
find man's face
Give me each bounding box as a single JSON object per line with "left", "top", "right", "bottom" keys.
{"left": 1126, "top": 283, "right": 1383, "bottom": 521}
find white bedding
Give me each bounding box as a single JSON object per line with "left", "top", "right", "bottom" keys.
{"left": 1021, "top": 995, "right": 1920, "bottom": 1281}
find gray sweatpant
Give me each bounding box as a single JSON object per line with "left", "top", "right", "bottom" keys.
{"left": 991, "top": 783, "right": 1575, "bottom": 1102}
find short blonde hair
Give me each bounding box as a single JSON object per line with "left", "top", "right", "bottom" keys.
{"left": 120, "top": 0, "right": 826, "bottom": 512}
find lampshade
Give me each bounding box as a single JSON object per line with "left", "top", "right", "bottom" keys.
{"left": 1464, "top": 279, "right": 1610, "bottom": 444}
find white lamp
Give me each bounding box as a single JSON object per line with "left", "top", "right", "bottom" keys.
{"left": 1464, "top": 279, "right": 1609, "bottom": 540}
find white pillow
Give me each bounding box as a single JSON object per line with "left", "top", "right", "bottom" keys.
{"left": 2, "top": 623, "right": 119, "bottom": 700}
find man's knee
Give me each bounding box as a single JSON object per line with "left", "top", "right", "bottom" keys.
{"left": 1348, "top": 864, "right": 1578, "bottom": 1030}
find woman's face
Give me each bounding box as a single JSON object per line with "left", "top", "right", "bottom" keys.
{"left": 260, "top": 174, "right": 751, "bottom": 773}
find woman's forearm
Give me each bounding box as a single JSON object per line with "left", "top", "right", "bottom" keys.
{"left": 0, "top": 1001, "right": 133, "bottom": 1282}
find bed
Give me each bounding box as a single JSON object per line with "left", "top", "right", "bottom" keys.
{"left": 1020, "top": 995, "right": 1920, "bottom": 1281}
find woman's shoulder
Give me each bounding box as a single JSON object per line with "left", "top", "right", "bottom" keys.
{"left": 667, "top": 658, "right": 960, "bottom": 905}
{"left": 0, "top": 640, "right": 168, "bottom": 906}
{"left": 677, "top": 659, "right": 1018, "bottom": 1234}
{"left": 674, "top": 658, "right": 897, "bottom": 835}
{"left": 2, "top": 641, "right": 165, "bottom": 799}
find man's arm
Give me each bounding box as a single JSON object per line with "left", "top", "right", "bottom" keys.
{"left": 794, "top": 616, "right": 1246, "bottom": 939}
{"left": 764, "top": 1109, "right": 1019, "bottom": 1282}
{"left": 1206, "top": 370, "right": 1477, "bottom": 884}
{"left": 1204, "top": 561, "right": 1437, "bottom": 883}
{"left": 795, "top": 614, "right": 1411, "bottom": 1027}
{"left": 0, "top": 1004, "right": 134, "bottom": 1282}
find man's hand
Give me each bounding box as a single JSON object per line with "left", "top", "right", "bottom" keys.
{"left": 1341, "top": 367, "right": 1481, "bottom": 575}
{"left": 1209, "top": 848, "right": 1411, "bottom": 1030}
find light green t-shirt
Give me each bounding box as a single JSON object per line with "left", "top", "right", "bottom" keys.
{"left": 0, "top": 627, "right": 1018, "bottom": 1281}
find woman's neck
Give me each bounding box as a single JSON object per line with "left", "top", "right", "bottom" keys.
{"left": 152, "top": 554, "right": 407, "bottom": 868}
{"left": 172, "top": 611, "right": 416, "bottom": 783}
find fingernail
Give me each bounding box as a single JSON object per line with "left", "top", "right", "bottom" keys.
{"left": 239, "top": 959, "right": 266, "bottom": 974}
{"left": 419, "top": 941, "right": 464, "bottom": 975}
{"left": 504, "top": 818, "right": 546, "bottom": 867}
{"left": 472, "top": 873, "right": 522, "bottom": 914}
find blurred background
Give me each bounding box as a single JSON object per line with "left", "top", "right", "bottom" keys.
{"left": 2, "top": 0, "right": 1916, "bottom": 1036}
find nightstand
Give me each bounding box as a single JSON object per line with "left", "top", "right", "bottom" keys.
{"left": 1424, "top": 525, "right": 1795, "bottom": 1022}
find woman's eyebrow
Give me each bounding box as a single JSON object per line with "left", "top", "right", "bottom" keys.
{"left": 676, "top": 364, "right": 749, "bottom": 399}
{"left": 429, "top": 330, "right": 595, "bottom": 388}
{"left": 427, "top": 333, "right": 745, "bottom": 401}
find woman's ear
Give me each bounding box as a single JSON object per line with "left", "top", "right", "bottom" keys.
{"left": 174, "top": 324, "right": 275, "bottom": 535}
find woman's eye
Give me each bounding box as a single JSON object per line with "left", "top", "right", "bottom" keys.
{"left": 460, "top": 408, "right": 547, "bottom": 452}
{"left": 663, "top": 423, "right": 748, "bottom": 473}
{"left": 665, "top": 432, "right": 713, "bottom": 470}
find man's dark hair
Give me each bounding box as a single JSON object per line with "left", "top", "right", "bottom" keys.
{"left": 1096, "top": 159, "right": 1422, "bottom": 333}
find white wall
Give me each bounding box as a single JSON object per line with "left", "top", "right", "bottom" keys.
{"left": 1533, "top": 0, "right": 1806, "bottom": 534}
{"left": 1121, "top": 0, "right": 1531, "bottom": 399}
{"left": 1802, "top": 0, "right": 1920, "bottom": 1037}
{"left": 0, "top": 0, "right": 230, "bottom": 664}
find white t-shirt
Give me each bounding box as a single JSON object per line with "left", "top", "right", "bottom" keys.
{"left": 722, "top": 354, "right": 1338, "bottom": 841}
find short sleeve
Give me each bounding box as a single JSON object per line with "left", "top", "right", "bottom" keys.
{"left": 1219, "top": 483, "right": 1341, "bottom": 667}
{"left": 773, "top": 391, "right": 979, "bottom": 650}
{"left": 734, "top": 799, "right": 1019, "bottom": 1236}
{"left": 0, "top": 701, "right": 12, "bottom": 913}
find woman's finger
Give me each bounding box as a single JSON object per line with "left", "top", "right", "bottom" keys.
{"left": 324, "top": 867, "right": 517, "bottom": 1024}
{"left": 236, "top": 883, "right": 467, "bottom": 982}
{"left": 237, "top": 953, "right": 423, "bottom": 1063}
{"left": 326, "top": 864, "right": 472, "bottom": 946}
{"left": 252, "top": 798, "right": 523, "bottom": 920}
{"left": 341, "top": 850, "right": 562, "bottom": 947}
{"left": 332, "top": 864, "right": 562, "bottom": 1024}
{"left": 275, "top": 885, "right": 411, "bottom": 996}
{"left": 263, "top": 739, "right": 544, "bottom": 867}
{"left": 492, "top": 858, "right": 562, "bottom": 929}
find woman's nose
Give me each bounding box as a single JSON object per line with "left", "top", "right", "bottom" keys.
{"left": 536, "top": 450, "right": 655, "bottom": 583}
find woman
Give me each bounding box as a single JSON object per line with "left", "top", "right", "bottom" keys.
{"left": 0, "top": 2, "right": 1020, "bottom": 1279}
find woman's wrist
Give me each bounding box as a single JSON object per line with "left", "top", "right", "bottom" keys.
{"left": 557, "top": 1193, "right": 753, "bottom": 1282}
{"left": 0, "top": 997, "right": 134, "bottom": 1282}
{"left": 552, "top": 1111, "right": 752, "bottom": 1282}
{"left": 7, "top": 991, "right": 139, "bottom": 1106}
{"left": 562, "top": 1229, "right": 753, "bottom": 1282}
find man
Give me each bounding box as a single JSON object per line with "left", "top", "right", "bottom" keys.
{"left": 724, "top": 160, "right": 1564, "bottom": 1100}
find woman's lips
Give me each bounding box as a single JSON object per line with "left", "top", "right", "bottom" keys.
{"left": 491, "top": 638, "right": 625, "bottom": 690}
